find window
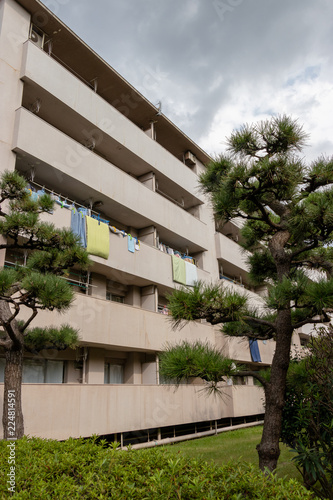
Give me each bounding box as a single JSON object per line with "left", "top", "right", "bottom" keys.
{"left": 106, "top": 292, "right": 124, "bottom": 303}
{"left": 232, "top": 376, "right": 246, "bottom": 386}
{"left": 104, "top": 363, "right": 124, "bottom": 384}
{"left": 23, "top": 359, "right": 64, "bottom": 383}
{"left": 0, "top": 358, "right": 65, "bottom": 383}
{"left": 106, "top": 279, "right": 127, "bottom": 303}
{"left": 158, "top": 304, "right": 169, "bottom": 315}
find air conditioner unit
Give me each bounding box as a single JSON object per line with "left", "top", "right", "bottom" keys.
{"left": 29, "top": 25, "right": 44, "bottom": 49}
{"left": 184, "top": 151, "right": 196, "bottom": 165}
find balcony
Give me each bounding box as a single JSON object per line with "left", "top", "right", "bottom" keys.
{"left": 215, "top": 232, "right": 250, "bottom": 278}
{"left": 0, "top": 383, "right": 264, "bottom": 440}
{"left": 20, "top": 41, "right": 204, "bottom": 209}
{"left": 219, "top": 278, "right": 265, "bottom": 311}
{"left": 18, "top": 292, "right": 215, "bottom": 351}
{"left": 220, "top": 335, "right": 276, "bottom": 365}
{"left": 12, "top": 107, "right": 208, "bottom": 253}
{"left": 36, "top": 203, "right": 208, "bottom": 290}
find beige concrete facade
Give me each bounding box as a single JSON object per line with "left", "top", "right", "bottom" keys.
{"left": 0, "top": 0, "right": 310, "bottom": 442}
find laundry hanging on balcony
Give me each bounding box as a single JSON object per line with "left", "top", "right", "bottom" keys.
{"left": 86, "top": 216, "right": 109, "bottom": 259}
{"left": 249, "top": 339, "right": 262, "bottom": 362}
{"left": 71, "top": 208, "right": 87, "bottom": 248}
{"left": 127, "top": 234, "right": 135, "bottom": 253}
{"left": 172, "top": 255, "right": 186, "bottom": 285}
{"left": 127, "top": 234, "right": 141, "bottom": 253}
{"left": 172, "top": 255, "right": 198, "bottom": 286}
{"left": 185, "top": 261, "right": 197, "bottom": 286}
{"left": 109, "top": 225, "right": 127, "bottom": 237}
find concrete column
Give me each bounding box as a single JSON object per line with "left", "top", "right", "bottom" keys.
{"left": 138, "top": 225, "right": 157, "bottom": 247}
{"left": 138, "top": 172, "right": 156, "bottom": 191}
{"left": 86, "top": 347, "right": 105, "bottom": 384}
{"left": 89, "top": 273, "right": 107, "bottom": 300}
{"left": 124, "top": 285, "right": 141, "bottom": 307}
{"left": 141, "top": 285, "right": 157, "bottom": 312}
{"left": 124, "top": 352, "right": 142, "bottom": 384}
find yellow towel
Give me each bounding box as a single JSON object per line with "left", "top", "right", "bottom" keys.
{"left": 86, "top": 216, "right": 110, "bottom": 259}
{"left": 172, "top": 255, "right": 186, "bottom": 285}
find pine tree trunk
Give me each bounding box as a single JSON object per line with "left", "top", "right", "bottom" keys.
{"left": 256, "top": 309, "right": 293, "bottom": 472}
{"left": 3, "top": 347, "right": 24, "bottom": 439}
{"left": 0, "top": 300, "right": 25, "bottom": 440}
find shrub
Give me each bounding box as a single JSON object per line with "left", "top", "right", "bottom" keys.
{"left": 281, "top": 326, "right": 333, "bottom": 499}
{"left": 0, "top": 436, "right": 316, "bottom": 499}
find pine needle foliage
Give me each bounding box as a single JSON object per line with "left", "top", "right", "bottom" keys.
{"left": 167, "top": 281, "right": 248, "bottom": 328}
{"left": 23, "top": 324, "right": 80, "bottom": 353}
{"left": 159, "top": 341, "right": 235, "bottom": 387}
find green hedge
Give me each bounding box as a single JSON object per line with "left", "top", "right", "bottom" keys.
{"left": 0, "top": 437, "right": 316, "bottom": 499}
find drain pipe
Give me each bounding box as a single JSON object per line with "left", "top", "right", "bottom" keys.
{"left": 121, "top": 420, "right": 264, "bottom": 450}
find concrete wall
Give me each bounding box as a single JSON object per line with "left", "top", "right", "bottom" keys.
{"left": 0, "top": 383, "right": 264, "bottom": 440}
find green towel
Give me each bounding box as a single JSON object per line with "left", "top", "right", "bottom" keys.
{"left": 86, "top": 216, "right": 110, "bottom": 259}
{"left": 172, "top": 255, "right": 186, "bottom": 285}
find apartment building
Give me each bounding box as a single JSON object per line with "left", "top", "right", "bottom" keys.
{"left": 0, "top": 0, "right": 308, "bottom": 444}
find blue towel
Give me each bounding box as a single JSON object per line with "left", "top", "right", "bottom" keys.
{"left": 127, "top": 235, "right": 135, "bottom": 253}
{"left": 71, "top": 209, "right": 87, "bottom": 248}
{"left": 249, "top": 339, "right": 262, "bottom": 362}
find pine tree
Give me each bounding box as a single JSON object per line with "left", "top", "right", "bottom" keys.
{"left": 0, "top": 171, "right": 90, "bottom": 439}
{"left": 159, "top": 116, "right": 333, "bottom": 472}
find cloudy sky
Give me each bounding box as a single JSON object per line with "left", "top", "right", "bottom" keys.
{"left": 45, "top": 0, "right": 333, "bottom": 161}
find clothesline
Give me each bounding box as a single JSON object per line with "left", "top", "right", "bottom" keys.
{"left": 158, "top": 242, "right": 196, "bottom": 266}
{"left": 28, "top": 181, "right": 100, "bottom": 215}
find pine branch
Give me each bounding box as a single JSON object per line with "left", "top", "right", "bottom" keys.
{"left": 0, "top": 301, "right": 21, "bottom": 348}
{"left": 20, "top": 308, "right": 38, "bottom": 333}
{"left": 243, "top": 315, "right": 276, "bottom": 331}
{"left": 293, "top": 313, "right": 331, "bottom": 330}
{"left": 0, "top": 300, "right": 20, "bottom": 326}
{"left": 247, "top": 206, "right": 280, "bottom": 229}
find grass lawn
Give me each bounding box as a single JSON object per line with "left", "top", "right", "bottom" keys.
{"left": 166, "top": 424, "right": 302, "bottom": 482}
